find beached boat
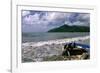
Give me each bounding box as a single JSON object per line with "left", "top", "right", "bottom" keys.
{"left": 62, "top": 42, "right": 90, "bottom": 60}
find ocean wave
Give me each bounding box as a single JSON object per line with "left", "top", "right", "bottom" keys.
{"left": 22, "top": 36, "right": 89, "bottom": 47}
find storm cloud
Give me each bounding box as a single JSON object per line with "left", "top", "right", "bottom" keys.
{"left": 22, "top": 10, "right": 90, "bottom": 32}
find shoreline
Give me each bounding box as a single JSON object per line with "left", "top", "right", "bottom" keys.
{"left": 22, "top": 36, "right": 90, "bottom": 62}
{"left": 22, "top": 35, "right": 89, "bottom": 47}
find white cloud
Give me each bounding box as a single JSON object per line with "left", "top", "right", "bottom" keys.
{"left": 23, "top": 13, "right": 40, "bottom": 25}
{"left": 22, "top": 11, "right": 90, "bottom": 32}
{"left": 72, "top": 21, "right": 86, "bottom": 26}
{"left": 22, "top": 11, "right": 30, "bottom": 17}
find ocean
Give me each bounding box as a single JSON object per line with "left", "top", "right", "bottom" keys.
{"left": 22, "top": 32, "right": 89, "bottom": 43}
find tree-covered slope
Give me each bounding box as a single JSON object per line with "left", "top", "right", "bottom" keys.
{"left": 48, "top": 25, "right": 90, "bottom": 32}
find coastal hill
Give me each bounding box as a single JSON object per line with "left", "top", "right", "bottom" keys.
{"left": 48, "top": 25, "right": 90, "bottom": 32}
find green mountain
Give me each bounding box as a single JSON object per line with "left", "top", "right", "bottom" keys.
{"left": 48, "top": 25, "right": 90, "bottom": 32}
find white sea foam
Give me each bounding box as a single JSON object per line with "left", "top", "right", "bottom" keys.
{"left": 22, "top": 36, "right": 89, "bottom": 47}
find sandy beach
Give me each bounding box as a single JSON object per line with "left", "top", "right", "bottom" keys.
{"left": 22, "top": 36, "right": 90, "bottom": 62}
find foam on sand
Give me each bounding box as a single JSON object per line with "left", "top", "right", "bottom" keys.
{"left": 22, "top": 36, "right": 90, "bottom": 62}
{"left": 22, "top": 36, "right": 89, "bottom": 47}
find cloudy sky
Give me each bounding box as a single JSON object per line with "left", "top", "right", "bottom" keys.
{"left": 22, "top": 10, "right": 90, "bottom": 32}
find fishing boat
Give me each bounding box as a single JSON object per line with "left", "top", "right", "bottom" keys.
{"left": 62, "top": 42, "right": 90, "bottom": 60}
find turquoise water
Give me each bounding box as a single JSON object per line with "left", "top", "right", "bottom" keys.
{"left": 22, "top": 32, "right": 89, "bottom": 43}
